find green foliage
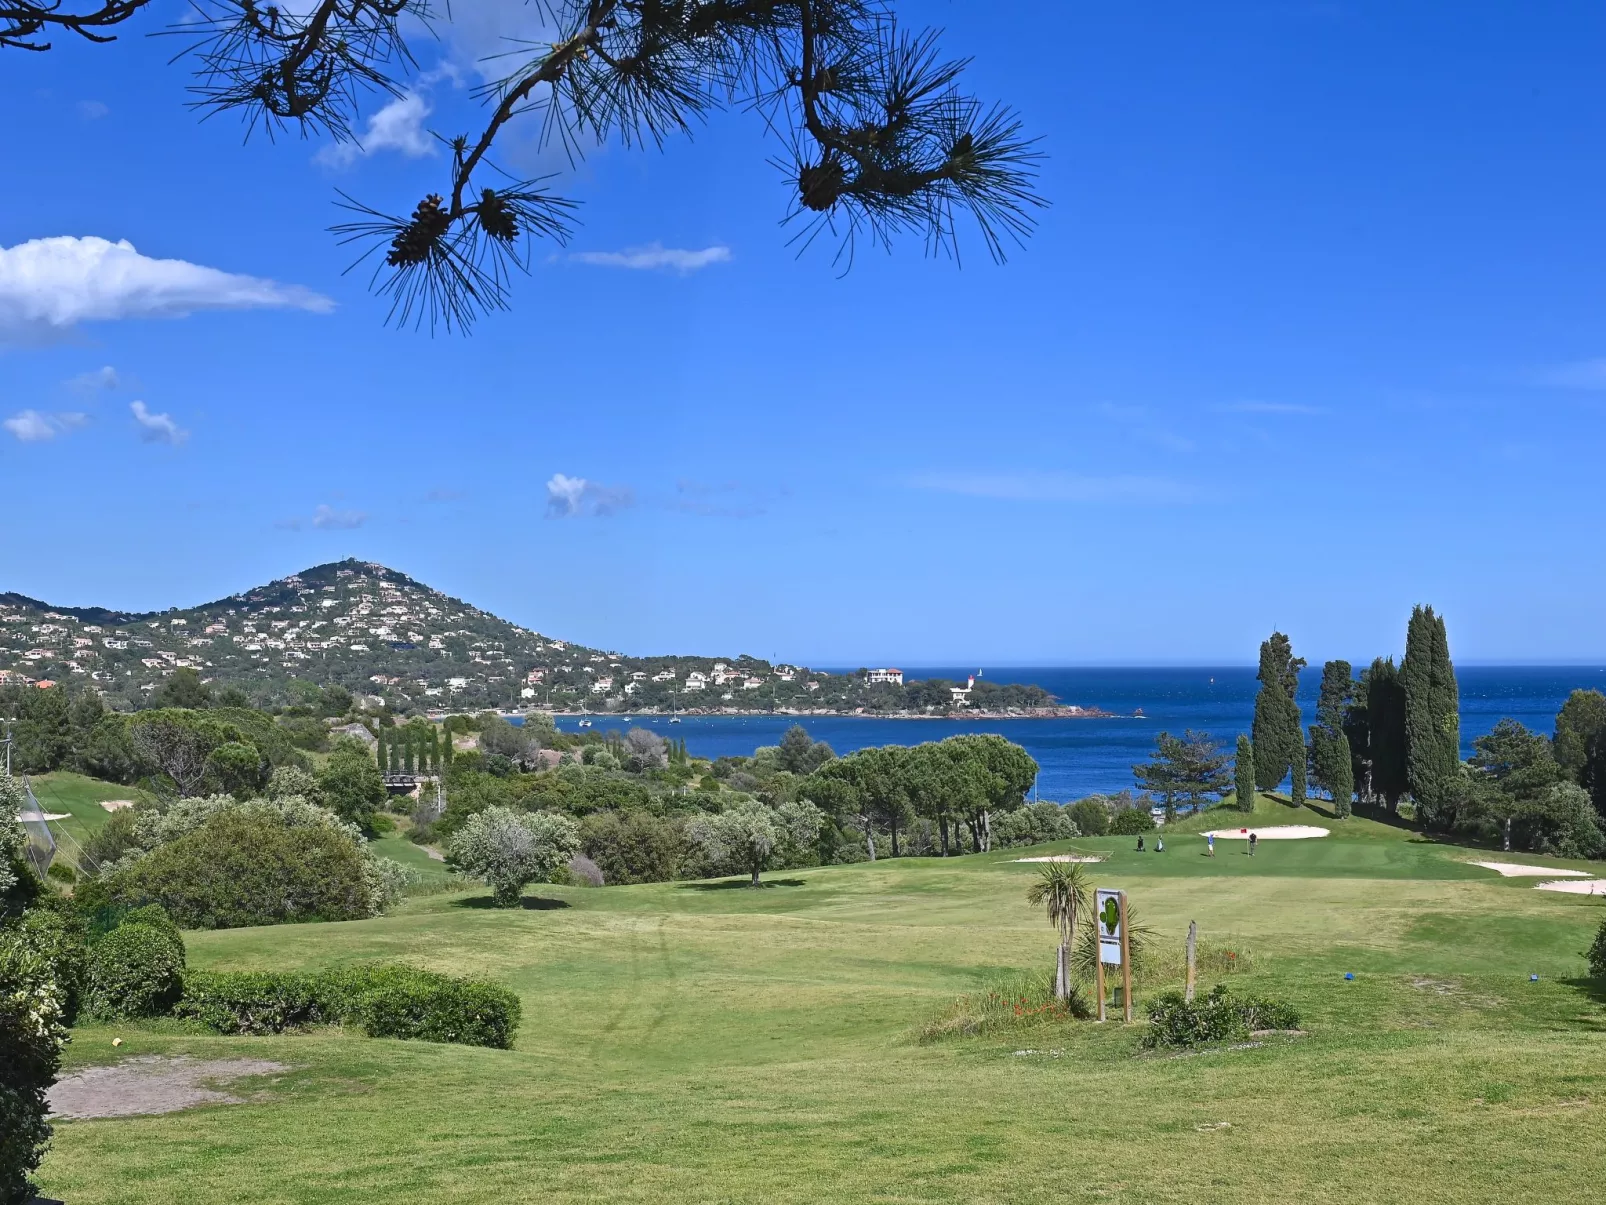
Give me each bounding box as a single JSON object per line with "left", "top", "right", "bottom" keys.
{"left": 1554, "top": 689, "right": 1606, "bottom": 784}
{"left": 1139, "top": 985, "right": 1301, "bottom": 1049}
{"left": 1252, "top": 632, "right": 1305, "bottom": 791}
{"left": 1132, "top": 730, "right": 1230, "bottom": 819}
{"left": 1310, "top": 661, "right": 1355, "bottom": 817}
{"left": 449, "top": 806, "right": 581, "bottom": 906}
{"left": 10, "top": 908, "right": 88, "bottom": 1026}
{"left": 1109, "top": 806, "right": 1155, "bottom": 835}
{"left": 1402, "top": 605, "right": 1460, "bottom": 828}
{"left": 174, "top": 963, "right": 522, "bottom": 1049}
{"left": 1586, "top": 917, "right": 1606, "bottom": 979}
{"left": 153, "top": 667, "right": 213, "bottom": 709}
{"left": 685, "top": 800, "right": 824, "bottom": 884}
{"left": 579, "top": 811, "right": 686, "bottom": 885}
{"left": 1365, "top": 657, "right": 1409, "bottom": 809}
{"left": 1235, "top": 734, "right": 1256, "bottom": 813}
{"left": 1290, "top": 747, "right": 1307, "bottom": 807}
{"left": 6, "top": 682, "right": 73, "bottom": 774}
{"left": 110, "top": 810, "right": 373, "bottom": 929}
{"left": 86, "top": 917, "right": 186, "bottom": 1020}
{"left": 1066, "top": 797, "right": 1110, "bottom": 836}
{"left": 318, "top": 738, "right": 388, "bottom": 829}
{"left": 777, "top": 725, "right": 835, "bottom": 775}
{"left": 0, "top": 919, "right": 67, "bottom": 1205}
{"left": 206, "top": 740, "right": 269, "bottom": 799}
{"left": 992, "top": 802, "right": 1081, "bottom": 848}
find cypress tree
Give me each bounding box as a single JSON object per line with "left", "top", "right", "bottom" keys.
{"left": 1235, "top": 734, "right": 1256, "bottom": 813}
{"left": 1367, "top": 656, "right": 1408, "bottom": 812}
{"left": 1252, "top": 631, "right": 1306, "bottom": 792}
{"left": 1291, "top": 745, "right": 1307, "bottom": 808}
{"left": 1310, "top": 660, "right": 1355, "bottom": 818}
{"left": 1402, "top": 605, "right": 1460, "bottom": 828}
{"left": 440, "top": 729, "right": 453, "bottom": 770}
{"left": 403, "top": 728, "right": 415, "bottom": 775}
{"left": 375, "top": 727, "right": 387, "bottom": 775}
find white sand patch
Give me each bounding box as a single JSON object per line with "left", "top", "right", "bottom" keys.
{"left": 1012, "top": 854, "right": 1105, "bottom": 864}
{"left": 20, "top": 811, "right": 69, "bottom": 822}
{"left": 1202, "top": 825, "right": 1329, "bottom": 840}
{"left": 1534, "top": 879, "right": 1606, "bottom": 895}
{"left": 1470, "top": 861, "right": 1591, "bottom": 878}
{"left": 99, "top": 799, "right": 136, "bottom": 811}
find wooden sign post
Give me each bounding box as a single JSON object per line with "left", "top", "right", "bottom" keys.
{"left": 1185, "top": 920, "right": 1197, "bottom": 1003}
{"left": 1119, "top": 892, "right": 1133, "bottom": 1024}
{"left": 1094, "top": 888, "right": 1128, "bottom": 1023}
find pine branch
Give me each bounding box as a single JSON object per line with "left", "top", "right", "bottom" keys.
{"left": 1, "top": 0, "right": 153, "bottom": 50}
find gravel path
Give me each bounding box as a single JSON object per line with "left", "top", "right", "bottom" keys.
{"left": 49, "top": 1057, "right": 290, "bottom": 1120}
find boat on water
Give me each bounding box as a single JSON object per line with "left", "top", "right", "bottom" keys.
{"left": 578, "top": 718, "right": 593, "bottom": 728}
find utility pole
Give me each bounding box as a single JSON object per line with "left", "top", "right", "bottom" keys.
{"left": 1, "top": 719, "right": 13, "bottom": 777}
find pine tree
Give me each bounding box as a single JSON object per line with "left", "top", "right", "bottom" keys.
{"left": 1403, "top": 605, "right": 1460, "bottom": 828}
{"left": 1291, "top": 745, "right": 1307, "bottom": 807}
{"left": 1235, "top": 734, "right": 1256, "bottom": 813}
{"left": 1310, "top": 660, "right": 1355, "bottom": 818}
{"left": 1366, "top": 657, "right": 1408, "bottom": 812}
{"left": 1252, "top": 631, "right": 1306, "bottom": 792}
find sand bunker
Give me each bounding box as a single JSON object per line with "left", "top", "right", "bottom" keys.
{"left": 49, "top": 1057, "right": 289, "bottom": 1119}
{"left": 1470, "top": 861, "right": 1591, "bottom": 878}
{"left": 1202, "top": 825, "right": 1329, "bottom": 840}
{"left": 20, "top": 811, "right": 69, "bottom": 822}
{"left": 1534, "top": 880, "right": 1606, "bottom": 896}
{"left": 99, "top": 799, "right": 136, "bottom": 812}
{"left": 1012, "top": 854, "right": 1105, "bottom": 864}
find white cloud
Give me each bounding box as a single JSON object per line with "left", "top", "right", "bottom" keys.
{"left": 312, "top": 504, "right": 367, "bottom": 530}
{"left": 568, "top": 244, "right": 731, "bottom": 272}
{"left": 907, "top": 470, "right": 1198, "bottom": 505}
{"left": 0, "top": 236, "right": 333, "bottom": 339}
{"left": 77, "top": 100, "right": 109, "bottom": 120}
{"left": 315, "top": 93, "right": 435, "bottom": 167}
{"left": 68, "top": 365, "right": 119, "bottom": 392}
{"left": 1540, "top": 359, "right": 1606, "bottom": 390}
{"left": 545, "top": 473, "right": 635, "bottom": 518}
{"left": 130, "top": 400, "right": 187, "bottom": 446}
{"left": 4, "top": 409, "right": 87, "bottom": 442}
{"left": 1212, "top": 400, "right": 1325, "bottom": 415}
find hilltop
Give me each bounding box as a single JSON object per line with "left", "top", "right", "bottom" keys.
{"left": 0, "top": 560, "right": 1069, "bottom": 717}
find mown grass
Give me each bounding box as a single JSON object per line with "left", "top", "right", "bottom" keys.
{"left": 40, "top": 800, "right": 1606, "bottom": 1204}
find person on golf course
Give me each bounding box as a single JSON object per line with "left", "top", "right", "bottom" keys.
{"left": 1248, "top": 831, "right": 1258, "bottom": 857}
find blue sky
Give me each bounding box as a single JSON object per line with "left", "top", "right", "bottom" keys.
{"left": 4, "top": 1, "right": 1605, "bottom": 666}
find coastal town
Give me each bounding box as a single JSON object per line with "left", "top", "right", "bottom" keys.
{"left": 0, "top": 560, "right": 1100, "bottom": 720}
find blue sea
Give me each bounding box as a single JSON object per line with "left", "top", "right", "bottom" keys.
{"left": 541, "top": 666, "right": 1606, "bottom": 802}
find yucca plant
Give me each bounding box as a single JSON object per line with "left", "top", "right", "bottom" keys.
{"left": 1025, "top": 862, "right": 1089, "bottom": 1003}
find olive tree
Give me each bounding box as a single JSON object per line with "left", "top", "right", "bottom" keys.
{"left": 685, "top": 800, "right": 823, "bottom": 886}
{"left": 450, "top": 806, "right": 581, "bottom": 906}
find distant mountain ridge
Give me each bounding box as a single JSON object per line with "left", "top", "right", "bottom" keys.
{"left": 0, "top": 559, "right": 1062, "bottom": 716}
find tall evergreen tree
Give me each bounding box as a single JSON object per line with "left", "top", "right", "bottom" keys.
{"left": 440, "top": 729, "right": 453, "bottom": 771}
{"left": 1402, "top": 605, "right": 1460, "bottom": 827}
{"left": 374, "top": 726, "right": 387, "bottom": 776}
{"left": 1367, "top": 657, "right": 1408, "bottom": 812}
{"left": 1235, "top": 734, "right": 1256, "bottom": 813}
{"left": 1252, "top": 631, "right": 1306, "bottom": 792}
{"left": 1310, "top": 660, "right": 1355, "bottom": 817}
{"left": 1290, "top": 746, "right": 1307, "bottom": 807}
{"left": 403, "top": 728, "right": 416, "bottom": 775}
{"left": 1555, "top": 689, "right": 1606, "bottom": 784}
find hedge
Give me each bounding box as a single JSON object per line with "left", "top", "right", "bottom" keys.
{"left": 177, "top": 964, "right": 521, "bottom": 1049}
{"left": 85, "top": 917, "right": 185, "bottom": 1021}
{"left": 1140, "top": 985, "right": 1300, "bottom": 1049}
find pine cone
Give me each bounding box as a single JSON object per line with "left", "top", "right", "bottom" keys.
{"left": 798, "top": 160, "right": 845, "bottom": 212}
{"left": 476, "top": 189, "right": 519, "bottom": 244}
{"left": 386, "top": 194, "right": 450, "bottom": 266}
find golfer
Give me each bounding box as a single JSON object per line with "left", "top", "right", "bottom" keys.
{"left": 1207, "top": 833, "right": 1215, "bottom": 858}
{"left": 1248, "top": 831, "right": 1258, "bottom": 857}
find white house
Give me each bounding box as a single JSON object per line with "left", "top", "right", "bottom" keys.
{"left": 950, "top": 674, "right": 975, "bottom": 704}
{"left": 742, "top": 677, "right": 763, "bottom": 690}
{"left": 684, "top": 672, "right": 707, "bottom": 691}
{"left": 652, "top": 669, "right": 676, "bottom": 682}
{"left": 866, "top": 668, "right": 904, "bottom": 685}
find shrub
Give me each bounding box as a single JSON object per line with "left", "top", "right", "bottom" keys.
{"left": 175, "top": 964, "right": 521, "bottom": 1049}
{"left": 450, "top": 806, "right": 580, "bottom": 906}
{"left": 1066, "top": 797, "right": 1110, "bottom": 837}
{"left": 1140, "top": 985, "right": 1300, "bottom": 1049}
{"left": 175, "top": 970, "right": 324, "bottom": 1035}
{"left": 993, "top": 802, "right": 1081, "bottom": 848}
{"left": 1110, "top": 806, "right": 1156, "bottom": 835}
{"left": 356, "top": 969, "right": 521, "bottom": 1049}
{"left": 1586, "top": 917, "right": 1606, "bottom": 978}
{"left": 580, "top": 810, "right": 685, "bottom": 885}
{"left": 86, "top": 920, "right": 185, "bottom": 1020}
{"left": 0, "top": 924, "right": 67, "bottom": 1205}
{"left": 11, "top": 908, "right": 88, "bottom": 1026}
{"left": 109, "top": 809, "right": 372, "bottom": 929}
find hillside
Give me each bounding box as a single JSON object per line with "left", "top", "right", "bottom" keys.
{"left": 0, "top": 560, "right": 1065, "bottom": 716}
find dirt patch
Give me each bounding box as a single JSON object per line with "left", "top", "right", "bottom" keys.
{"left": 99, "top": 799, "right": 136, "bottom": 812}
{"left": 49, "top": 1056, "right": 290, "bottom": 1120}
{"left": 1011, "top": 854, "right": 1104, "bottom": 864}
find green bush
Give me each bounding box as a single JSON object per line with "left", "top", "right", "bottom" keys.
{"left": 1587, "top": 918, "right": 1606, "bottom": 978}
{"left": 86, "top": 919, "right": 185, "bottom": 1021}
{"left": 1110, "top": 806, "right": 1156, "bottom": 835}
{"left": 0, "top": 922, "right": 67, "bottom": 1205}
{"left": 580, "top": 810, "right": 686, "bottom": 884}
{"left": 11, "top": 908, "right": 88, "bottom": 1026}
{"left": 176, "top": 970, "right": 325, "bottom": 1034}
{"left": 108, "top": 809, "right": 371, "bottom": 929}
{"left": 1140, "top": 985, "right": 1300, "bottom": 1049}
{"left": 176, "top": 963, "right": 521, "bottom": 1049}
{"left": 1066, "top": 797, "right": 1110, "bottom": 837}
{"left": 992, "top": 802, "right": 1081, "bottom": 849}
{"left": 355, "top": 968, "right": 521, "bottom": 1049}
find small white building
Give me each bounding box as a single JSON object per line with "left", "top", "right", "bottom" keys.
{"left": 684, "top": 673, "right": 707, "bottom": 691}
{"left": 866, "top": 668, "right": 904, "bottom": 686}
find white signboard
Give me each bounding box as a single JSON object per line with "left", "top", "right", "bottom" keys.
{"left": 1095, "top": 888, "right": 1123, "bottom": 966}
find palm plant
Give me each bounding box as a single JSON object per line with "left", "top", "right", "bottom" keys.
{"left": 1025, "top": 862, "right": 1089, "bottom": 1002}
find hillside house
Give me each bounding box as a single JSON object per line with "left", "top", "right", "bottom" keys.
{"left": 866, "top": 668, "right": 904, "bottom": 685}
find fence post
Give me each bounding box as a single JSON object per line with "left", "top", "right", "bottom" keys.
{"left": 1185, "top": 920, "right": 1197, "bottom": 1003}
